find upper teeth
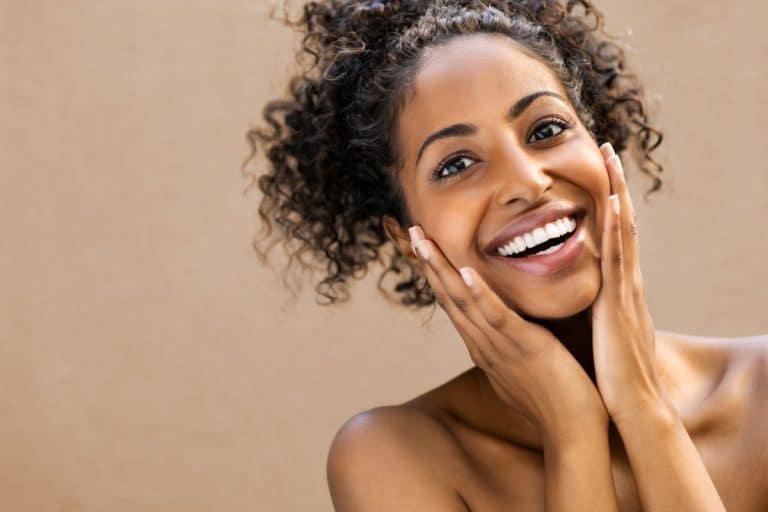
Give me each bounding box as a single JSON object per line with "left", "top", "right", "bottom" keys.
{"left": 497, "top": 216, "right": 577, "bottom": 256}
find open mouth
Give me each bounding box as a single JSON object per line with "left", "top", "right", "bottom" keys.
{"left": 502, "top": 212, "right": 585, "bottom": 259}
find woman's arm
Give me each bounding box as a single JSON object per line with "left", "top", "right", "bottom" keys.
{"left": 613, "top": 398, "right": 727, "bottom": 512}
{"left": 592, "top": 146, "right": 727, "bottom": 512}
{"left": 542, "top": 418, "right": 620, "bottom": 512}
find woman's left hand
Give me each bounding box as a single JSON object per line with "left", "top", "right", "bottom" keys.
{"left": 591, "top": 143, "right": 671, "bottom": 425}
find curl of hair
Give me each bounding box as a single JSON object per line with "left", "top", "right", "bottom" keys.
{"left": 243, "top": 0, "right": 664, "bottom": 308}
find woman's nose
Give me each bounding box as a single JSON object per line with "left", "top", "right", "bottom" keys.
{"left": 487, "top": 144, "right": 553, "bottom": 206}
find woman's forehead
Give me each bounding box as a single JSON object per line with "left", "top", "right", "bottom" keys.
{"left": 404, "top": 34, "right": 564, "bottom": 114}
{"left": 397, "top": 34, "right": 568, "bottom": 163}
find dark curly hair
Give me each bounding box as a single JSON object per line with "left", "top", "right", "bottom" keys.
{"left": 242, "top": 0, "right": 663, "bottom": 308}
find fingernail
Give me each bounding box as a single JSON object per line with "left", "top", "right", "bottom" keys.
{"left": 408, "top": 226, "right": 423, "bottom": 244}
{"left": 608, "top": 154, "right": 624, "bottom": 178}
{"left": 610, "top": 194, "right": 620, "bottom": 214}
{"left": 413, "top": 240, "right": 430, "bottom": 260}
{"left": 459, "top": 267, "right": 472, "bottom": 287}
{"left": 600, "top": 142, "right": 616, "bottom": 158}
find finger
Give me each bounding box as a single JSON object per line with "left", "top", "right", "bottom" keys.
{"left": 410, "top": 235, "right": 473, "bottom": 318}
{"left": 453, "top": 316, "right": 498, "bottom": 371}
{"left": 412, "top": 241, "right": 486, "bottom": 363}
{"left": 600, "top": 143, "right": 637, "bottom": 282}
{"left": 457, "top": 266, "right": 551, "bottom": 360}
{"left": 601, "top": 192, "right": 625, "bottom": 300}
{"left": 601, "top": 144, "right": 640, "bottom": 279}
{"left": 408, "top": 228, "right": 502, "bottom": 364}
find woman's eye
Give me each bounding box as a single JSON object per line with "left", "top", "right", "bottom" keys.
{"left": 528, "top": 119, "right": 569, "bottom": 143}
{"left": 432, "top": 155, "right": 475, "bottom": 181}
{"left": 430, "top": 119, "right": 571, "bottom": 181}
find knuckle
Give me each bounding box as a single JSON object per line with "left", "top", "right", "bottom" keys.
{"left": 485, "top": 310, "right": 507, "bottom": 329}
{"left": 612, "top": 253, "right": 623, "bottom": 267}
{"left": 450, "top": 294, "right": 470, "bottom": 313}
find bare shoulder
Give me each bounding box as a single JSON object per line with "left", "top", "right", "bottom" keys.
{"left": 662, "top": 332, "right": 768, "bottom": 512}
{"left": 326, "top": 404, "right": 470, "bottom": 512}
{"left": 696, "top": 331, "right": 768, "bottom": 396}
{"left": 726, "top": 333, "right": 768, "bottom": 388}
{"left": 657, "top": 329, "right": 768, "bottom": 407}
{"left": 657, "top": 328, "right": 768, "bottom": 363}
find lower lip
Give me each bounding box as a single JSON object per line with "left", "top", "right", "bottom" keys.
{"left": 491, "top": 215, "right": 586, "bottom": 276}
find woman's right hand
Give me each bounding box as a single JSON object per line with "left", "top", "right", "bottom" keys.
{"left": 409, "top": 226, "right": 608, "bottom": 447}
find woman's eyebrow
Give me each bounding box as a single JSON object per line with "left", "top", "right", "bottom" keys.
{"left": 414, "top": 90, "right": 566, "bottom": 168}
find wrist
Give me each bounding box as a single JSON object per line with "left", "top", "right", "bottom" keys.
{"left": 610, "top": 391, "right": 679, "bottom": 433}
{"left": 542, "top": 408, "right": 610, "bottom": 451}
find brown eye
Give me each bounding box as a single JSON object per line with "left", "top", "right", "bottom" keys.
{"left": 432, "top": 155, "right": 476, "bottom": 181}
{"left": 528, "top": 119, "right": 570, "bottom": 143}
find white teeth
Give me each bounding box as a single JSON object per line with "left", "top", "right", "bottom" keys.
{"left": 523, "top": 232, "right": 535, "bottom": 248}
{"left": 497, "top": 215, "right": 578, "bottom": 256}
{"left": 545, "top": 223, "right": 560, "bottom": 239}
{"left": 513, "top": 236, "right": 525, "bottom": 253}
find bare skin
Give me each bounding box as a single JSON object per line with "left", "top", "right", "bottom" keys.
{"left": 327, "top": 333, "right": 768, "bottom": 512}
{"left": 326, "top": 32, "right": 768, "bottom": 511}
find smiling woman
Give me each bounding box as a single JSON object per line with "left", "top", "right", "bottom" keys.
{"left": 244, "top": 1, "right": 768, "bottom": 511}
{"left": 246, "top": 0, "right": 662, "bottom": 309}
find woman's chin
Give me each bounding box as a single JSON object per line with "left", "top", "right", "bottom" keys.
{"left": 503, "top": 271, "right": 601, "bottom": 321}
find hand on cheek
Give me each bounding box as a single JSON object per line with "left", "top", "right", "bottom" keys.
{"left": 407, "top": 225, "right": 608, "bottom": 438}
{"left": 591, "top": 142, "right": 669, "bottom": 425}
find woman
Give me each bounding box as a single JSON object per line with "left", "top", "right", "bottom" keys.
{"left": 245, "top": 1, "right": 768, "bottom": 510}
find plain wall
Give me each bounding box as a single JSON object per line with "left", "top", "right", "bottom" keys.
{"left": 1, "top": 0, "right": 766, "bottom": 510}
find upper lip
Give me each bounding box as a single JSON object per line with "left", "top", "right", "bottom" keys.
{"left": 485, "top": 202, "right": 585, "bottom": 254}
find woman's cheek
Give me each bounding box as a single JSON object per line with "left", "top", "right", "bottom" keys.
{"left": 427, "top": 197, "right": 483, "bottom": 268}
{"left": 549, "top": 136, "right": 608, "bottom": 195}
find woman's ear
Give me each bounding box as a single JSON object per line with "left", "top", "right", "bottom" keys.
{"left": 382, "top": 215, "right": 417, "bottom": 262}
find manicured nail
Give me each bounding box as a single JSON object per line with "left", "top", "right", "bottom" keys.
{"left": 408, "top": 226, "right": 429, "bottom": 259}
{"left": 610, "top": 194, "right": 620, "bottom": 214}
{"left": 408, "top": 226, "right": 423, "bottom": 244}
{"left": 608, "top": 154, "right": 624, "bottom": 178}
{"left": 459, "top": 267, "right": 473, "bottom": 287}
{"left": 600, "top": 142, "right": 616, "bottom": 158}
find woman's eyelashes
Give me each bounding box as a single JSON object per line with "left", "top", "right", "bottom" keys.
{"left": 527, "top": 117, "right": 571, "bottom": 143}
{"left": 430, "top": 118, "right": 573, "bottom": 182}
{"left": 431, "top": 151, "right": 475, "bottom": 182}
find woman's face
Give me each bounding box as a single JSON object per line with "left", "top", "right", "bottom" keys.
{"left": 386, "top": 32, "right": 613, "bottom": 320}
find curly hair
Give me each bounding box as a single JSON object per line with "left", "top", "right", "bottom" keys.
{"left": 242, "top": 0, "right": 663, "bottom": 308}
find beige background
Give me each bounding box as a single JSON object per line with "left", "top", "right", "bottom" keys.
{"left": 1, "top": 0, "right": 766, "bottom": 510}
